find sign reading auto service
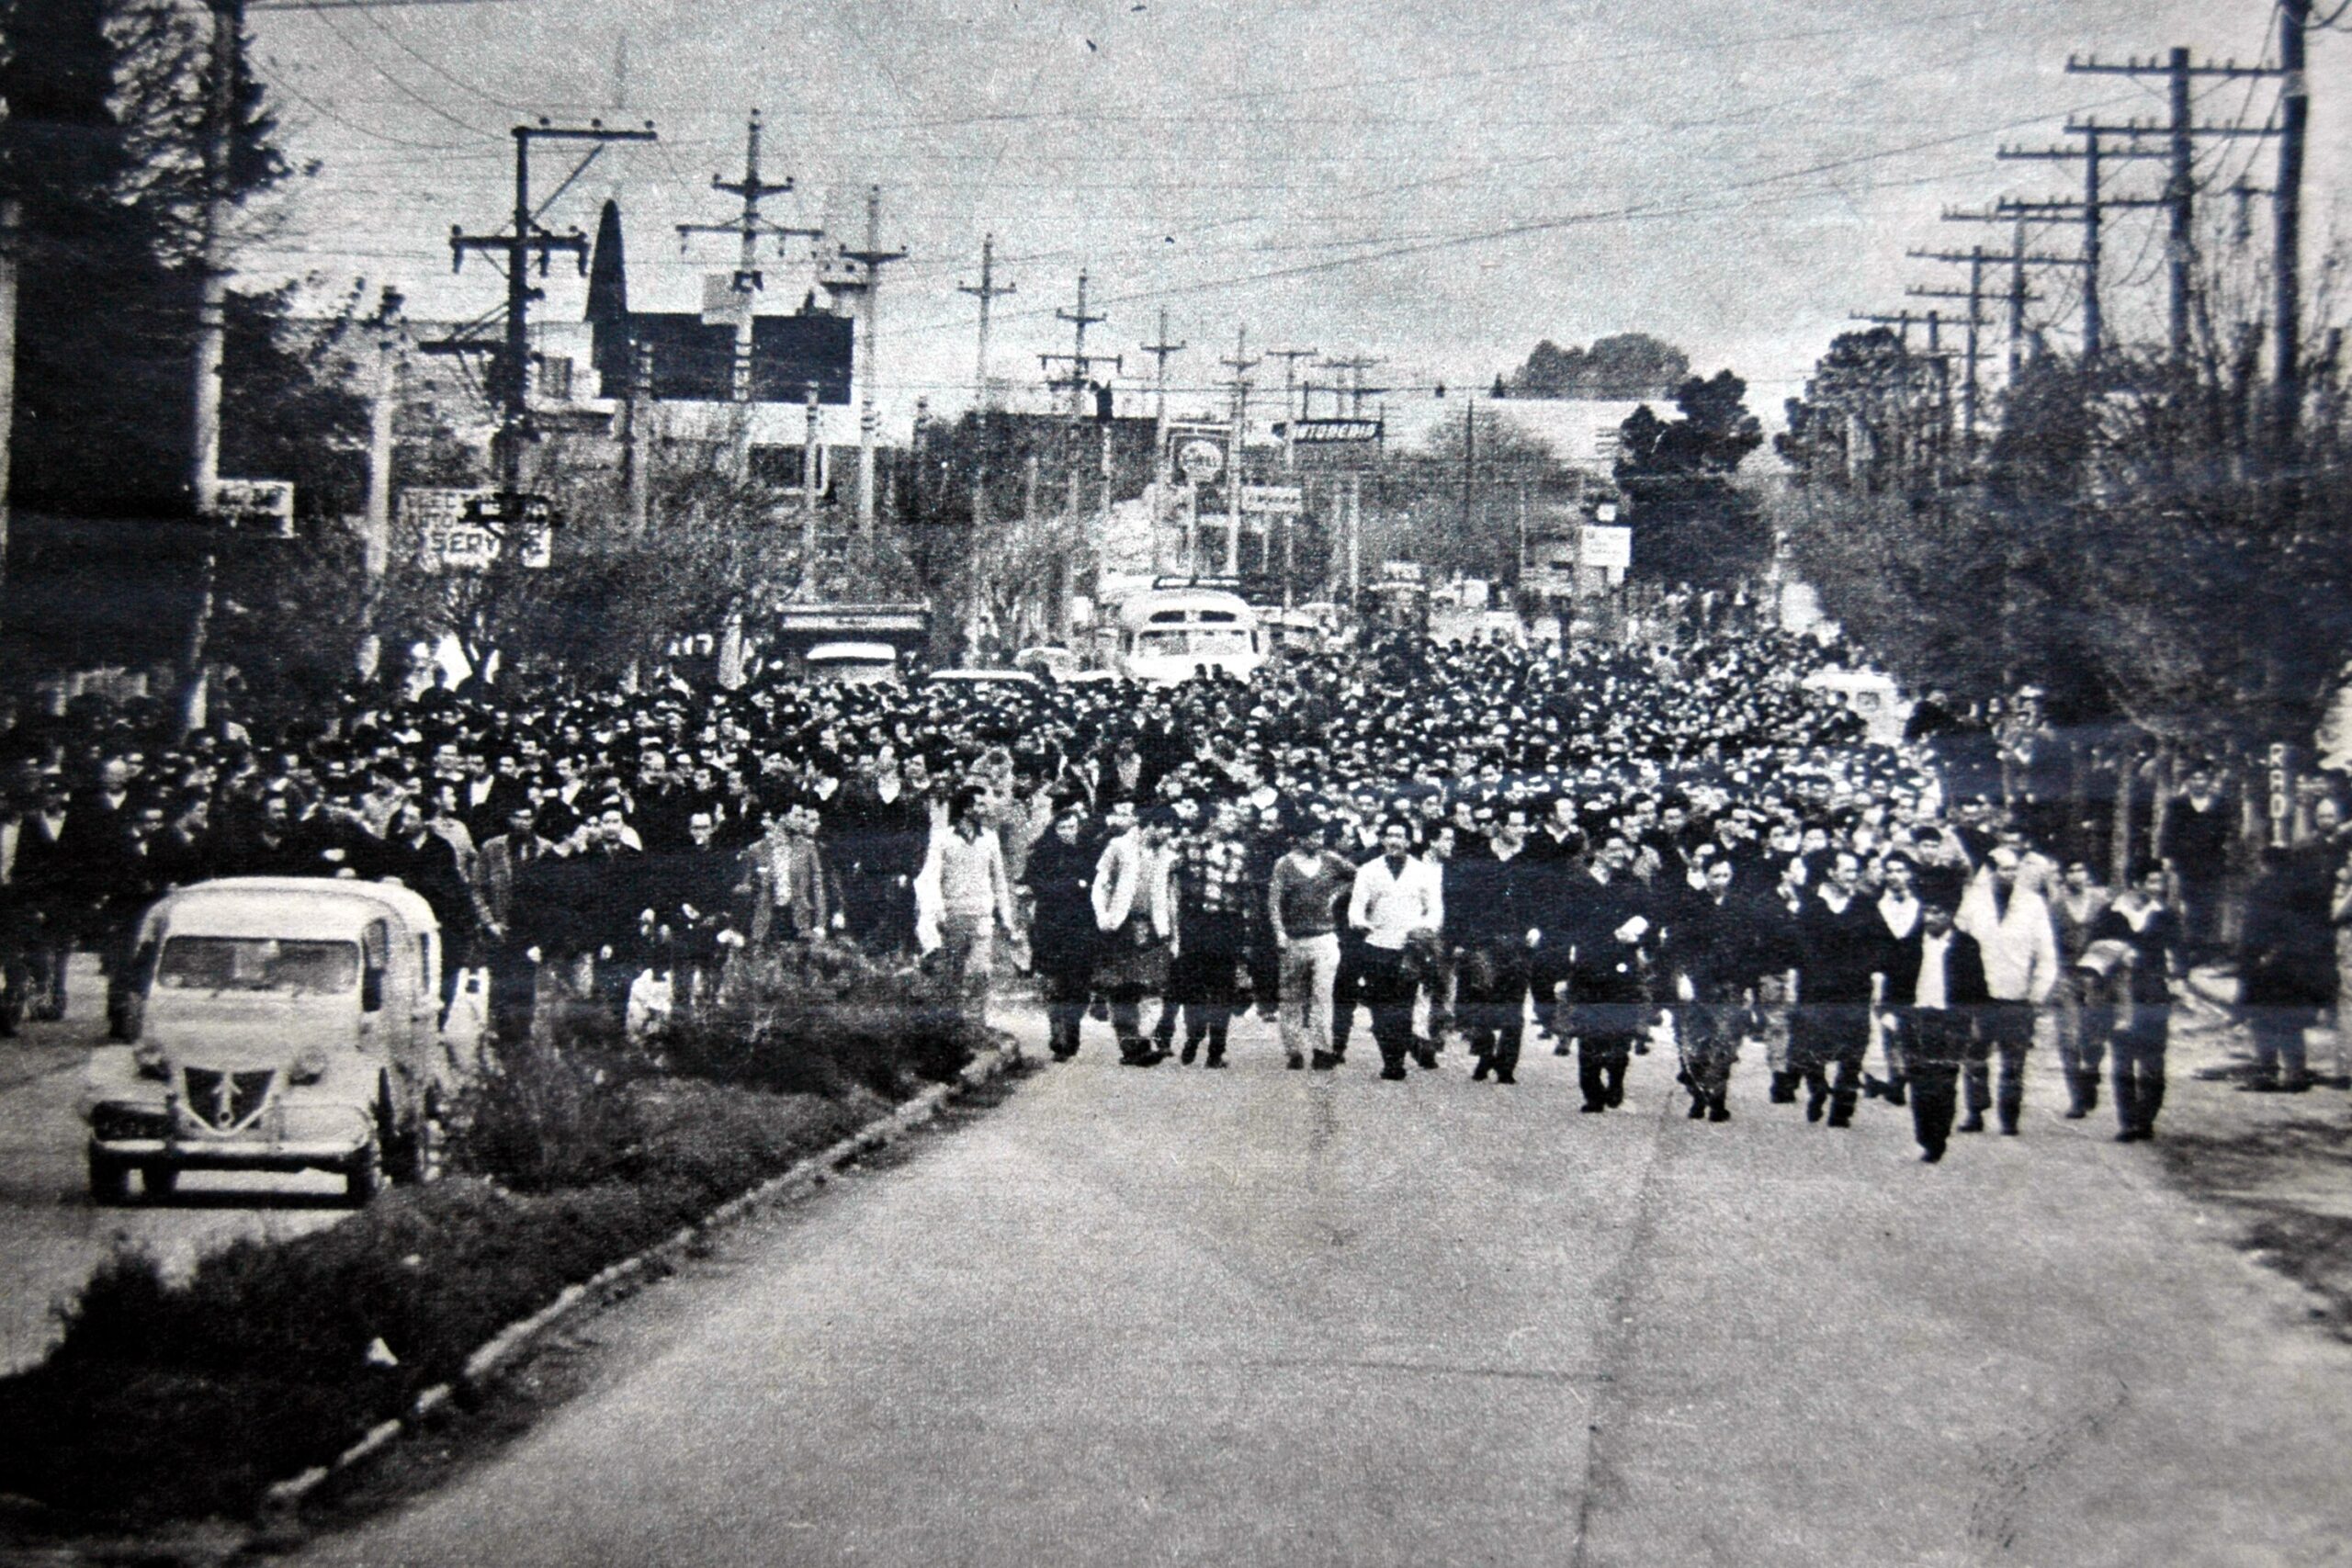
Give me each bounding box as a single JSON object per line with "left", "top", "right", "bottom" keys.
{"left": 401, "top": 489, "right": 555, "bottom": 572}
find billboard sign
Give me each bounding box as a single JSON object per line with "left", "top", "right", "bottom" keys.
{"left": 1579, "top": 524, "right": 1632, "bottom": 570}
{"left": 1280, "top": 417, "right": 1384, "bottom": 445}
{"left": 1239, "top": 483, "right": 1303, "bottom": 515}
{"left": 401, "top": 489, "right": 557, "bottom": 572}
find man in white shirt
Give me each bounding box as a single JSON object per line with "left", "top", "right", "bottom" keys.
{"left": 1956, "top": 845, "right": 2060, "bottom": 1134}
{"left": 1347, "top": 819, "right": 1443, "bottom": 1081}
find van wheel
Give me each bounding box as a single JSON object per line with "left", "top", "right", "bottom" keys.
{"left": 88, "top": 1149, "right": 133, "bottom": 1207}
{"left": 345, "top": 1138, "right": 383, "bottom": 1206}
{"left": 381, "top": 1085, "right": 439, "bottom": 1185}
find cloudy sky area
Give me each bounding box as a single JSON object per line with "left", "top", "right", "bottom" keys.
{"left": 243, "top": 0, "right": 2346, "bottom": 431}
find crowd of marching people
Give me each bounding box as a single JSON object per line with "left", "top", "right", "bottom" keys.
{"left": 0, "top": 608, "right": 2346, "bottom": 1164}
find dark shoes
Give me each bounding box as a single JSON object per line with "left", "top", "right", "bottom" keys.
{"left": 1958, "top": 1113, "right": 1984, "bottom": 1134}
{"left": 1687, "top": 1097, "right": 1707, "bottom": 1120}
{"left": 1286, "top": 1052, "right": 1306, "bottom": 1070}
{"left": 1805, "top": 1092, "right": 1826, "bottom": 1124}
{"left": 1707, "top": 1100, "right": 1730, "bottom": 1122}
{"left": 1919, "top": 1144, "right": 1946, "bottom": 1164}
{"left": 1493, "top": 1071, "right": 1516, "bottom": 1085}
{"left": 1179, "top": 1040, "right": 1199, "bottom": 1066}
{"left": 1310, "top": 1049, "right": 1340, "bottom": 1071}
{"left": 1472, "top": 1059, "right": 1492, "bottom": 1082}
{"left": 1769, "top": 1073, "right": 1797, "bottom": 1104}
{"left": 1580, "top": 1101, "right": 1605, "bottom": 1113}
{"left": 1885, "top": 1080, "right": 1907, "bottom": 1108}
{"left": 1379, "top": 1065, "right": 1408, "bottom": 1081}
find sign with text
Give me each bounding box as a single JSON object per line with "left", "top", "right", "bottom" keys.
{"left": 1579, "top": 524, "right": 1632, "bottom": 570}
{"left": 401, "top": 489, "right": 556, "bottom": 572}
{"left": 1279, "top": 417, "right": 1384, "bottom": 445}
{"left": 1239, "top": 483, "right": 1303, "bottom": 515}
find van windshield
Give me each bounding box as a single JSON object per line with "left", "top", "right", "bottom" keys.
{"left": 156, "top": 937, "right": 360, "bottom": 997}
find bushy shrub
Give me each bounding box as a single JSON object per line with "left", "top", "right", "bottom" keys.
{"left": 662, "top": 939, "right": 983, "bottom": 1098}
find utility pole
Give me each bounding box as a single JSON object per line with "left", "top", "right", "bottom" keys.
{"left": 676, "top": 111, "right": 823, "bottom": 476}
{"left": 2274, "top": 0, "right": 2312, "bottom": 464}
{"left": 799, "top": 380, "right": 820, "bottom": 590}
{"left": 362, "top": 286, "right": 404, "bottom": 581}
{"left": 451, "top": 117, "right": 658, "bottom": 488}
{"left": 1263, "top": 346, "right": 1317, "bottom": 471}
{"left": 1218, "top": 325, "right": 1259, "bottom": 578}
{"left": 957, "top": 238, "right": 1015, "bottom": 656}
{"left": 1913, "top": 232, "right": 2072, "bottom": 386}
{"left": 625, "top": 342, "right": 654, "bottom": 536}
{"left": 1977, "top": 134, "right": 2163, "bottom": 377}
{"left": 0, "top": 200, "right": 20, "bottom": 626}
{"left": 1318, "top": 355, "right": 1382, "bottom": 604}
{"left": 956, "top": 234, "right": 1014, "bottom": 408}
{"left": 1906, "top": 249, "right": 1996, "bottom": 461}
{"left": 189, "top": 0, "right": 245, "bottom": 516}
{"left": 1139, "top": 309, "right": 1186, "bottom": 544}
{"left": 2064, "top": 51, "right": 2286, "bottom": 373}
{"left": 828, "top": 186, "right": 907, "bottom": 535}
{"left": 1038, "top": 269, "right": 1118, "bottom": 546}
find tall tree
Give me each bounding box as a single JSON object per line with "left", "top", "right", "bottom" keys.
{"left": 1614, "top": 370, "right": 1768, "bottom": 590}
{"left": 1505, "top": 333, "right": 1689, "bottom": 400}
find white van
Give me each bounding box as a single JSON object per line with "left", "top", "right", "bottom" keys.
{"left": 80, "top": 878, "right": 469, "bottom": 1205}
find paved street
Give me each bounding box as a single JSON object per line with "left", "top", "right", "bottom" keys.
{"left": 293, "top": 1003, "right": 2352, "bottom": 1568}
{"left": 0, "top": 958, "right": 347, "bottom": 1373}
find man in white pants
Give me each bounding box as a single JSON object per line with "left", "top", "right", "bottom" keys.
{"left": 1268, "top": 817, "right": 1359, "bottom": 1071}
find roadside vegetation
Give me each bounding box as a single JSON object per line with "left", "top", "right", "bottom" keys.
{"left": 0, "top": 944, "right": 985, "bottom": 1527}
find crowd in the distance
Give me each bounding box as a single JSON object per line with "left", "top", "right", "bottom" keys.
{"left": 1, "top": 604, "right": 2344, "bottom": 1163}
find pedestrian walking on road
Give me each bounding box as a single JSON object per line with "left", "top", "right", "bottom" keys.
{"left": 1669, "top": 855, "right": 1759, "bottom": 1121}
{"left": 2086, "top": 863, "right": 2181, "bottom": 1140}
{"left": 1793, "top": 849, "right": 1882, "bottom": 1128}
{"left": 1556, "top": 832, "right": 1651, "bottom": 1113}
{"left": 1451, "top": 806, "right": 1535, "bottom": 1085}
{"left": 1267, "top": 817, "right": 1355, "bottom": 1071}
{"left": 2237, "top": 841, "right": 2330, "bottom": 1094}
{"left": 1345, "top": 819, "right": 1443, "bottom": 1081}
{"left": 1023, "top": 800, "right": 1100, "bottom": 1061}
{"left": 1886, "top": 894, "right": 1989, "bottom": 1163}
{"left": 1091, "top": 805, "right": 1176, "bottom": 1066}
{"left": 1956, "top": 846, "right": 2060, "bottom": 1134}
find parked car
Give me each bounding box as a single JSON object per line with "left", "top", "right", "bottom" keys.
{"left": 79, "top": 878, "right": 469, "bottom": 1206}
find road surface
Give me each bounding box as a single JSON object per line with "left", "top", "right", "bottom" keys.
{"left": 292, "top": 1005, "right": 2352, "bottom": 1568}
{"left": 0, "top": 957, "right": 347, "bottom": 1372}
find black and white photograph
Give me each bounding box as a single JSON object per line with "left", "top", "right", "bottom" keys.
{"left": 0, "top": 0, "right": 2347, "bottom": 1562}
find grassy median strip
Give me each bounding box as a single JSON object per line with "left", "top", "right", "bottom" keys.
{"left": 0, "top": 944, "right": 988, "bottom": 1529}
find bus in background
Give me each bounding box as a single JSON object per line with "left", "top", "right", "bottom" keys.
{"left": 1113, "top": 587, "right": 1266, "bottom": 684}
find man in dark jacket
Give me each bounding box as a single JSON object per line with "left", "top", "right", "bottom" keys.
{"left": 1554, "top": 831, "right": 1650, "bottom": 1113}
{"left": 1794, "top": 848, "right": 1883, "bottom": 1128}
{"left": 1452, "top": 805, "right": 1535, "bottom": 1084}
{"left": 1669, "top": 855, "right": 1763, "bottom": 1122}
{"left": 1023, "top": 800, "right": 1101, "bottom": 1060}
{"left": 1887, "top": 894, "right": 1990, "bottom": 1162}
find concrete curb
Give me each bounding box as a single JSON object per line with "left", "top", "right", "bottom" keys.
{"left": 254, "top": 1044, "right": 1017, "bottom": 1528}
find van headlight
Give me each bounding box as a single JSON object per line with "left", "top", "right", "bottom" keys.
{"left": 288, "top": 1045, "right": 332, "bottom": 1084}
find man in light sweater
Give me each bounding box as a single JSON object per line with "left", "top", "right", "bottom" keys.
{"left": 1346, "top": 819, "right": 1443, "bottom": 1081}
{"left": 1270, "top": 817, "right": 1358, "bottom": 1071}
{"left": 917, "top": 786, "right": 1014, "bottom": 1032}
{"left": 1956, "top": 844, "right": 2060, "bottom": 1134}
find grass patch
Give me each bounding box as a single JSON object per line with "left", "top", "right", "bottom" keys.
{"left": 0, "top": 950, "right": 986, "bottom": 1528}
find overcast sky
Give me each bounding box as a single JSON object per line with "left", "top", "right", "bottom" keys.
{"left": 243, "top": 0, "right": 2346, "bottom": 431}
